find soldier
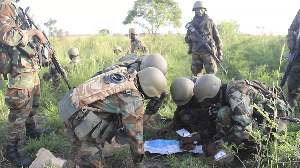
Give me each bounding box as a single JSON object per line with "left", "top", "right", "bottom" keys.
{"left": 158, "top": 76, "right": 218, "bottom": 150}
{"left": 286, "top": 9, "right": 300, "bottom": 115}
{"left": 68, "top": 47, "right": 83, "bottom": 66}
{"left": 114, "top": 46, "right": 122, "bottom": 55}
{"left": 0, "top": 0, "right": 52, "bottom": 167}
{"left": 42, "top": 63, "right": 63, "bottom": 89}
{"left": 191, "top": 74, "right": 290, "bottom": 163}
{"left": 30, "top": 67, "right": 167, "bottom": 168}
{"left": 94, "top": 53, "right": 168, "bottom": 132}
{"left": 185, "top": 1, "right": 223, "bottom": 77}
{"left": 129, "top": 28, "right": 149, "bottom": 55}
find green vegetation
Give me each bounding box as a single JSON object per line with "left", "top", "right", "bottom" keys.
{"left": 0, "top": 21, "right": 299, "bottom": 167}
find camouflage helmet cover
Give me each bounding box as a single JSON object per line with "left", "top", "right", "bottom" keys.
{"left": 129, "top": 28, "right": 138, "bottom": 34}
{"left": 193, "top": 74, "right": 221, "bottom": 102}
{"left": 171, "top": 77, "right": 194, "bottom": 105}
{"left": 192, "top": 1, "right": 206, "bottom": 11}
{"left": 140, "top": 53, "right": 168, "bottom": 75}
{"left": 68, "top": 47, "right": 79, "bottom": 57}
{"left": 138, "top": 67, "right": 167, "bottom": 98}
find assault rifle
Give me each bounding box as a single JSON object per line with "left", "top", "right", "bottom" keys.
{"left": 253, "top": 109, "right": 300, "bottom": 123}
{"left": 280, "top": 27, "right": 300, "bottom": 88}
{"left": 23, "top": 7, "right": 71, "bottom": 90}
{"left": 185, "top": 22, "right": 227, "bottom": 74}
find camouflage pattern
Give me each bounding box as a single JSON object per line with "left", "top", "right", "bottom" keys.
{"left": 92, "top": 56, "right": 166, "bottom": 116}
{"left": 62, "top": 89, "right": 144, "bottom": 168}
{"left": 172, "top": 96, "right": 217, "bottom": 143}
{"left": 0, "top": 1, "right": 42, "bottom": 145}
{"left": 287, "top": 9, "right": 300, "bottom": 113}
{"left": 130, "top": 38, "right": 149, "bottom": 55}
{"left": 69, "top": 57, "right": 83, "bottom": 66}
{"left": 217, "top": 80, "right": 289, "bottom": 144}
{"left": 185, "top": 14, "right": 223, "bottom": 77}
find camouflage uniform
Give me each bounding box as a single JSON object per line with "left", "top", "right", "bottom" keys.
{"left": 93, "top": 55, "right": 166, "bottom": 116}
{"left": 0, "top": 0, "right": 41, "bottom": 146}
{"left": 216, "top": 80, "right": 289, "bottom": 145}
{"left": 185, "top": 14, "right": 223, "bottom": 77}
{"left": 62, "top": 89, "right": 144, "bottom": 168}
{"left": 287, "top": 9, "right": 300, "bottom": 114}
{"left": 172, "top": 96, "right": 217, "bottom": 143}
{"left": 130, "top": 38, "right": 149, "bottom": 55}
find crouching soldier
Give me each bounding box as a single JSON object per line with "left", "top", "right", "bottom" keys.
{"left": 30, "top": 66, "right": 167, "bottom": 168}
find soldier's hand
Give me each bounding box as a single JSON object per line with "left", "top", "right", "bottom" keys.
{"left": 158, "top": 126, "right": 172, "bottom": 136}
{"left": 180, "top": 133, "right": 201, "bottom": 146}
{"left": 180, "top": 143, "right": 196, "bottom": 151}
{"left": 218, "top": 51, "right": 224, "bottom": 62}
{"left": 204, "top": 142, "right": 219, "bottom": 156}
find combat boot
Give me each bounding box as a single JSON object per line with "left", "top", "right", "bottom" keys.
{"left": 25, "top": 123, "right": 53, "bottom": 139}
{"left": 5, "top": 138, "right": 32, "bottom": 167}
{"left": 103, "top": 137, "right": 130, "bottom": 157}
{"left": 30, "top": 148, "right": 66, "bottom": 168}
{"left": 143, "top": 114, "right": 160, "bottom": 133}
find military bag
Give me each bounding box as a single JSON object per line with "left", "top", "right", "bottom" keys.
{"left": 70, "top": 67, "right": 138, "bottom": 109}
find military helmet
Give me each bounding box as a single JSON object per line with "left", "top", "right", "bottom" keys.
{"left": 192, "top": 1, "right": 206, "bottom": 11}
{"left": 114, "top": 46, "right": 122, "bottom": 53}
{"left": 138, "top": 67, "right": 167, "bottom": 98}
{"left": 193, "top": 74, "right": 221, "bottom": 102}
{"left": 140, "top": 53, "right": 168, "bottom": 75}
{"left": 129, "top": 28, "right": 138, "bottom": 34}
{"left": 68, "top": 47, "right": 79, "bottom": 59}
{"left": 171, "top": 77, "right": 194, "bottom": 105}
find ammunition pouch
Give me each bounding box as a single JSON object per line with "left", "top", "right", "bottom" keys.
{"left": 58, "top": 88, "right": 80, "bottom": 121}
{"left": 74, "top": 111, "right": 120, "bottom": 143}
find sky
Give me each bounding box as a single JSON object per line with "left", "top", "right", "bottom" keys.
{"left": 17, "top": 0, "right": 300, "bottom": 36}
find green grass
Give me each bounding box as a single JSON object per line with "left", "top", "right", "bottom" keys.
{"left": 0, "top": 28, "right": 300, "bottom": 167}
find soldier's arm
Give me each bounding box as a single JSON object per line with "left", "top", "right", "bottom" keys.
{"left": 145, "top": 91, "right": 166, "bottom": 115}
{"left": 211, "top": 19, "right": 223, "bottom": 57}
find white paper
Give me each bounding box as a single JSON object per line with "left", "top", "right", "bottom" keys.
{"left": 176, "top": 128, "right": 198, "bottom": 137}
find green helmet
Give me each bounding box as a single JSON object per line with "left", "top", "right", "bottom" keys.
{"left": 193, "top": 74, "right": 221, "bottom": 102}
{"left": 192, "top": 1, "right": 206, "bottom": 11}
{"left": 68, "top": 47, "right": 79, "bottom": 58}
{"left": 140, "top": 53, "right": 168, "bottom": 75}
{"left": 129, "top": 28, "right": 138, "bottom": 34}
{"left": 138, "top": 67, "right": 167, "bottom": 98}
{"left": 171, "top": 77, "right": 194, "bottom": 105}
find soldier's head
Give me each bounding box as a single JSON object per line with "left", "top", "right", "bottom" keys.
{"left": 139, "top": 53, "right": 168, "bottom": 75}
{"left": 193, "top": 74, "right": 221, "bottom": 105}
{"left": 192, "top": 1, "right": 206, "bottom": 17}
{"left": 171, "top": 77, "right": 195, "bottom": 106}
{"left": 129, "top": 28, "right": 138, "bottom": 39}
{"left": 114, "top": 46, "right": 122, "bottom": 55}
{"left": 137, "top": 67, "right": 167, "bottom": 98}
{"left": 68, "top": 47, "right": 79, "bottom": 60}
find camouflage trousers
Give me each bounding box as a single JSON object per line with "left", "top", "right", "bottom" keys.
{"left": 191, "top": 47, "right": 217, "bottom": 77}
{"left": 5, "top": 84, "right": 40, "bottom": 145}
{"left": 287, "top": 64, "right": 300, "bottom": 114}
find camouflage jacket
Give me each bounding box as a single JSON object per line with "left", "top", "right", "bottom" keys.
{"left": 92, "top": 57, "right": 166, "bottom": 115}
{"left": 90, "top": 89, "right": 144, "bottom": 163}
{"left": 287, "top": 9, "right": 300, "bottom": 52}
{"left": 0, "top": 0, "right": 40, "bottom": 89}
{"left": 185, "top": 14, "right": 223, "bottom": 55}
{"left": 130, "top": 38, "right": 149, "bottom": 55}
{"left": 172, "top": 96, "right": 217, "bottom": 141}
{"left": 69, "top": 57, "right": 83, "bottom": 66}
{"left": 220, "top": 80, "right": 289, "bottom": 144}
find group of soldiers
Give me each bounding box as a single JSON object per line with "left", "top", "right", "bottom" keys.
{"left": 1, "top": 0, "right": 299, "bottom": 167}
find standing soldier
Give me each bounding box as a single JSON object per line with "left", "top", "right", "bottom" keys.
{"left": 129, "top": 28, "right": 149, "bottom": 55}
{"left": 0, "top": 0, "right": 52, "bottom": 167}
{"left": 68, "top": 47, "right": 83, "bottom": 66}
{"left": 30, "top": 67, "right": 167, "bottom": 168}
{"left": 185, "top": 1, "right": 223, "bottom": 77}
{"left": 286, "top": 9, "right": 300, "bottom": 115}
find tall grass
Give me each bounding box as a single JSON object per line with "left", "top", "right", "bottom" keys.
{"left": 0, "top": 30, "right": 299, "bottom": 167}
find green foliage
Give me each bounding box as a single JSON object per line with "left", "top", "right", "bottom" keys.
{"left": 123, "top": 0, "right": 182, "bottom": 34}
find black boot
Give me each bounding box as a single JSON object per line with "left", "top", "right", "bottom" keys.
{"left": 5, "top": 138, "right": 32, "bottom": 167}
{"left": 25, "top": 123, "right": 53, "bottom": 139}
